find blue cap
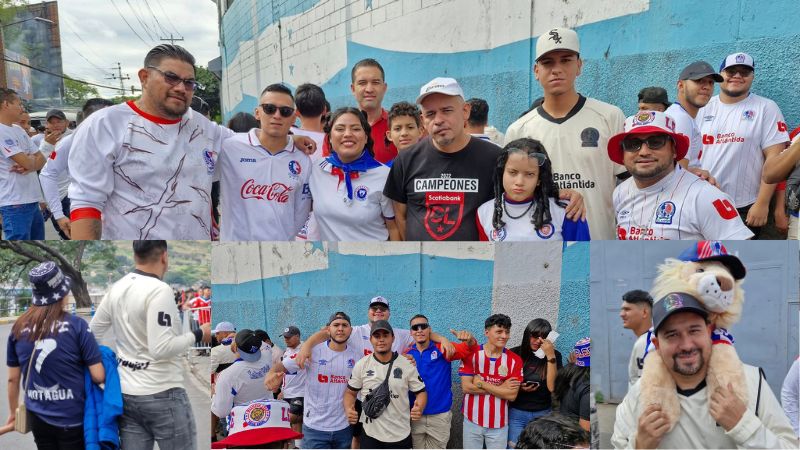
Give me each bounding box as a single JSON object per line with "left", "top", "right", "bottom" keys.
{"left": 678, "top": 241, "right": 745, "bottom": 280}
{"left": 573, "top": 337, "right": 590, "bottom": 367}
{"left": 29, "top": 261, "right": 72, "bottom": 306}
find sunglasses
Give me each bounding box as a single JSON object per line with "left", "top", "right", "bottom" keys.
{"left": 621, "top": 135, "right": 672, "bottom": 152}
{"left": 506, "top": 148, "right": 547, "bottom": 166}
{"left": 723, "top": 67, "right": 753, "bottom": 78}
{"left": 411, "top": 323, "right": 430, "bottom": 331}
{"left": 261, "top": 103, "right": 295, "bottom": 118}
{"left": 146, "top": 66, "right": 203, "bottom": 91}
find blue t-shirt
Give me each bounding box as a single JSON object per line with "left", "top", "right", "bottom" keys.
{"left": 7, "top": 313, "right": 102, "bottom": 427}
{"left": 405, "top": 341, "right": 460, "bottom": 415}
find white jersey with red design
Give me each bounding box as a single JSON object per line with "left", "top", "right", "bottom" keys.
{"left": 697, "top": 93, "right": 790, "bottom": 207}
{"left": 217, "top": 129, "right": 312, "bottom": 241}
{"left": 613, "top": 166, "right": 753, "bottom": 240}
{"left": 0, "top": 123, "right": 43, "bottom": 207}
{"left": 665, "top": 103, "right": 702, "bottom": 167}
{"left": 68, "top": 101, "right": 231, "bottom": 239}
{"left": 348, "top": 323, "right": 414, "bottom": 358}
{"left": 281, "top": 343, "right": 306, "bottom": 399}
{"left": 290, "top": 127, "right": 325, "bottom": 241}
{"left": 475, "top": 197, "right": 571, "bottom": 241}
{"left": 39, "top": 133, "right": 74, "bottom": 220}
{"left": 309, "top": 157, "right": 395, "bottom": 241}
{"left": 282, "top": 341, "right": 363, "bottom": 432}
{"left": 187, "top": 295, "right": 211, "bottom": 325}
{"left": 458, "top": 345, "right": 523, "bottom": 428}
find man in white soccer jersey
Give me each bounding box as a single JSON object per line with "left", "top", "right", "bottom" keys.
{"left": 279, "top": 325, "right": 306, "bottom": 447}
{"left": 608, "top": 110, "right": 752, "bottom": 240}
{"left": 504, "top": 27, "right": 626, "bottom": 240}
{"left": 265, "top": 312, "right": 364, "bottom": 449}
{"left": 611, "top": 292, "right": 795, "bottom": 449}
{"left": 216, "top": 83, "right": 312, "bottom": 240}
{"left": 459, "top": 313, "right": 523, "bottom": 449}
{"left": 345, "top": 320, "right": 427, "bottom": 448}
{"left": 619, "top": 289, "right": 653, "bottom": 386}
{"left": 0, "top": 88, "right": 46, "bottom": 240}
{"left": 90, "top": 241, "right": 211, "bottom": 450}
{"left": 697, "top": 52, "right": 790, "bottom": 239}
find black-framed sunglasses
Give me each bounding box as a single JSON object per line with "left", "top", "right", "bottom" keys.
{"left": 261, "top": 103, "right": 295, "bottom": 118}
{"left": 410, "top": 323, "right": 430, "bottom": 331}
{"left": 621, "top": 135, "right": 672, "bottom": 152}
{"left": 146, "top": 66, "right": 203, "bottom": 91}
{"left": 506, "top": 148, "right": 547, "bottom": 166}
{"left": 723, "top": 66, "right": 754, "bottom": 78}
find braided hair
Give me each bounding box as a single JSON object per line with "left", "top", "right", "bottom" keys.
{"left": 492, "top": 138, "right": 560, "bottom": 231}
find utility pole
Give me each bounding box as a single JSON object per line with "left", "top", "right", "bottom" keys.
{"left": 160, "top": 34, "right": 184, "bottom": 45}
{"left": 105, "top": 62, "right": 130, "bottom": 93}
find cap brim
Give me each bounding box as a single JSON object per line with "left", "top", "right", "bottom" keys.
{"left": 686, "top": 72, "right": 724, "bottom": 82}
{"left": 211, "top": 428, "right": 303, "bottom": 449}
{"left": 370, "top": 327, "right": 393, "bottom": 336}
{"left": 415, "top": 90, "right": 462, "bottom": 105}
{"left": 607, "top": 127, "right": 689, "bottom": 165}
{"left": 238, "top": 350, "right": 261, "bottom": 362}
{"left": 655, "top": 306, "right": 708, "bottom": 334}
{"left": 535, "top": 48, "right": 579, "bottom": 61}
{"left": 693, "top": 255, "right": 746, "bottom": 280}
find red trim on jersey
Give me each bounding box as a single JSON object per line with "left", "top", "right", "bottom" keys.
{"left": 476, "top": 214, "right": 489, "bottom": 241}
{"left": 49, "top": 151, "right": 57, "bottom": 160}
{"left": 71, "top": 207, "right": 101, "bottom": 221}
{"left": 126, "top": 100, "right": 182, "bottom": 125}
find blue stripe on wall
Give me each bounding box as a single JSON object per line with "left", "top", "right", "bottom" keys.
{"left": 557, "top": 242, "right": 591, "bottom": 360}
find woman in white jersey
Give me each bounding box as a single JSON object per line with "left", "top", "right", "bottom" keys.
{"left": 477, "top": 138, "right": 590, "bottom": 241}
{"left": 309, "top": 108, "right": 399, "bottom": 241}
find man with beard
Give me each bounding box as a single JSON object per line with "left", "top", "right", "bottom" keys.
{"left": 611, "top": 292, "right": 795, "bottom": 448}
{"left": 265, "top": 312, "right": 364, "bottom": 449}
{"left": 609, "top": 110, "right": 752, "bottom": 240}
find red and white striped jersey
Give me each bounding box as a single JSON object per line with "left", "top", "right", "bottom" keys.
{"left": 458, "top": 345, "right": 523, "bottom": 428}
{"left": 187, "top": 296, "right": 211, "bottom": 325}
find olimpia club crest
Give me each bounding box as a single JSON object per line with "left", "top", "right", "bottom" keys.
{"left": 243, "top": 402, "right": 270, "bottom": 427}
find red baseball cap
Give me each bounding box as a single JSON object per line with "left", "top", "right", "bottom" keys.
{"left": 607, "top": 110, "right": 690, "bottom": 165}
{"left": 211, "top": 400, "right": 303, "bottom": 449}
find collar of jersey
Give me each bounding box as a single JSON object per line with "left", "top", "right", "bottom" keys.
{"left": 247, "top": 129, "right": 294, "bottom": 155}
{"left": 503, "top": 194, "right": 535, "bottom": 205}
{"left": 480, "top": 343, "right": 507, "bottom": 361}
{"left": 132, "top": 268, "right": 161, "bottom": 280}
{"left": 127, "top": 100, "right": 181, "bottom": 125}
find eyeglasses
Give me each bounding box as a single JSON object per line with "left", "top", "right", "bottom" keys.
{"left": 410, "top": 323, "right": 430, "bottom": 331}
{"left": 260, "top": 103, "right": 295, "bottom": 118}
{"left": 723, "top": 67, "right": 753, "bottom": 78}
{"left": 146, "top": 66, "right": 203, "bottom": 91}
{"left": 369, "top": 305, "right": 388, "bottom": 312}
{"left": 506, "top": 148, "right": 547, "bottom": 166}
{"left": 621, "top": 135, "right": 672, "bottom": 152}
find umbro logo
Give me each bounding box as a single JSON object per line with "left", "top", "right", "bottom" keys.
{"left": 240, "top": 157, "right": 257, "bottom": 163}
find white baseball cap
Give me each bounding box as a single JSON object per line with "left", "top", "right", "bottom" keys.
{"left": 719, "top": 52, "right": 755, "bottom": 71}
{"left": 536, "top": 27, "right": 580, "bottom": 61}
{"left": 416, "top": 77, "right": 464, "bottom": 104}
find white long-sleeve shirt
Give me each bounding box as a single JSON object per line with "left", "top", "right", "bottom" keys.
{"left": 90, "top": 270, "right": 196, "bottom": 395}
{"left": 612, "top": 364, "right": 796, "bottom": 449}
{"left": 781, "top": 358, "right": 799, "bottom": 437}
{"left": 39, "top": 131, "right": 73, "bottom": 220}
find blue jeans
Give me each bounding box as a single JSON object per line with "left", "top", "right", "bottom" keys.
{"left": 302, "top": 424, "right": 352, "bottom": 449}
{"left": 463, "top": 417, "right": 507, "bottom": 449}
{"left": 507, "top": 407, "right": 551, "bottom": 448}
{"left": 119, "top": 388, "right": 196, "bottom": 450}
{"left": 0, "top": 202, "right": 44, "bottom": 239}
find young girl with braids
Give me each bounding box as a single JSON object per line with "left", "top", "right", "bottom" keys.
{"left": 476, "top": 138, "right": 590, "bottom": 241}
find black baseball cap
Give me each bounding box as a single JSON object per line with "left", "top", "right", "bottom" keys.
{"left": 46, "top": 109, "right": 67, "bottom": 121}
{"left": 328, "top": 311, "right": 351, "bottom": 325}
{"left": 370, "top": 320, "right": 394, "bottom": 336}
{"left": 235, "top": 329, "right": 262, "bottom": 362}
{"left": 679, "top": 61, "right": 724, "bottom": 82}
{"left": 280, "top": 325, "right": 300, "bottom": 338}
{"left": 637, "top": 87, "right": 671, "bottom": 108}
{"left": 652, "top": 292, "right": 709, "bottom": 334}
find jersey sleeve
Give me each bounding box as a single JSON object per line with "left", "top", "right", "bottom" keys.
{"left": 510, "top": 354, "right": 524, "bottom": 381}
{"left": 39, "top": 138, "right": 71, "bottom": 219}
{"left": 694, "top": 184, "right": 754, "bottom": 240}
{"left": 447, "top": 341, "right": 479, "bottom": 362}
{"left": 394, "top": 328, "right": 414, "bottom": 350}
{"left": 6, "top": 335, "right": 19, "bottom": 367}
{"left": 282, "top": 350, "right": 301, "bottom": 373}
{"left": 347, "top": 356, "right": 365, "bottom": 390}
{"left": 379, "top": 190, "right": 395, "bottom": 220}
{"left": 578, "top": 382, "right": 591, "bottom": 420}
{"left": 145, "top": 284, "right": 195, "bottom": 360}
{"left": 67, "top": 113, "right": 118, "bottom": 214}
{"left": 292, "top": 153, "right": 313, "bottom": 236}
{"left": 609, "top": 107, "right": 628, "bottom": 176}
{"left": 759, "top": 101, "right": 790, "bottom": 150}
{"left": 89, "top": 291, "right": 113, "bottom": 343}
{"left": 1, "top": 133, "right": 25, "bottom": 159}
{"left": 476, "top": 200, "right": 492, "bottom": 241}
{"left": 210, "top": 370, "right": 236, "bottom": 417}
{"left": 382, "top": 154, "right": 407, "bottom": 203}
{"left": 406, "top": 360, "right": 426, "bottom": 393}
{"left": 77, "top": 319, "right": 103, "bottom": 366}
{"left": 458, "top": 354, "right": 476, "bottom": 377}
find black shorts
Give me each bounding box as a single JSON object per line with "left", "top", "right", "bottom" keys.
{"left": 351, "top": 399, "right": 363, "bottom": 436}
{"left": 284, "top": 397, "right": 304, "bottom": 416}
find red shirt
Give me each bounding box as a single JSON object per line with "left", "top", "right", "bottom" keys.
{"left": 459, "top": 345, "right": 523, "bottom": 428}
{"left": 187, "top": 296, "right": 211, "bottom": 325}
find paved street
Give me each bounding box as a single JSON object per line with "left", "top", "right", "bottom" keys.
{"left": 0, "top": 320, "right": 210, "bottom": 449}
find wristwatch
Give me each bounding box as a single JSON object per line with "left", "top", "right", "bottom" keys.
{"left": 476, "top": 381, "right": 484, "bottom": 389}
{"left": 547, "top": 357, "right": 557, "bottom": 364}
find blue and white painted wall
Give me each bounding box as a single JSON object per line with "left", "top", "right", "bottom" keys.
{"left": 590, "top": 241, "right": 799, "bottom": 403}
{"left": 217, "top": 0, "right": 800, "bottom": 131}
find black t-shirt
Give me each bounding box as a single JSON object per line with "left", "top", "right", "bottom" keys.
{"left": 509, "top": 347, "right": 563, "bottom": 412}
{"left": 560, "top": 376, "right": 590, "bottom": 421}
{"left": 383, "top": 136, "right": 501, "bottom": 240}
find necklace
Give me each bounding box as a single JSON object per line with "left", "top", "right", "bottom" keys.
{"left": 503, "top": 197, "right": 535, "bottom": 220}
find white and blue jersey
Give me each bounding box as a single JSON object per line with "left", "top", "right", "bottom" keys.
{"left": 476, "top": 196, "right": 590, "bottom": 241}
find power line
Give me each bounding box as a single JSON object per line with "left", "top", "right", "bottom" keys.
{"left": 3, "top": 57, "right": 135, "bottom": 92}
{"left": 154, "top": 1, "right": 182, "bottom": 36}
{"left": 63, "top": 40, "right": 113, "bottom": 77}
{"left": 62, "top": 17, "right": 112, "bottom": 68}
{"left": 108, "top": 0, "right": 152, "bottom": 48}
{"left": 140, "top": 0, "right": 171, "bottom": 36}
{"left": 124, "top": 0, "right": 159, "bottom": 41}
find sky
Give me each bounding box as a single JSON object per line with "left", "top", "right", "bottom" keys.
{"left": 57, "top": 0, "right": 220, "bottom": 98}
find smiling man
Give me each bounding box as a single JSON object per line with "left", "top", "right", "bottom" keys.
{"left": 350, "top": 59, "right": 396, "bottom": 164}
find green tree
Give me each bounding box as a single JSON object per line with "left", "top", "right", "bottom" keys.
{"left": 63, "top": 76, "right": 99, "bottom": 107}
{"left": 195, "top": 65, "right": 220, "bottom": 121}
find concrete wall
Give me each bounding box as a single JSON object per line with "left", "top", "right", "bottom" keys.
{"left": 211, "top": 241, "right": 590, "bottom": 447}
{"left": 590, "top": 241, "right": 800, "bottom": 403}
{"left": 218, "top": 0, "right": 800, "bottom": 132}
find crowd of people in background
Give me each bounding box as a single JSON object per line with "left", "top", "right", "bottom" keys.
{"left": 208, "top": 296, "right": 590, "bottom": 449}
{"left": 2, "top": 25, "right": 797, "bottom": 241}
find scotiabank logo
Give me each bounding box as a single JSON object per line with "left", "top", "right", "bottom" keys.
{"left": 241, "top": 179, "right": 292, "bottom": 203}
{"left": 702, "top": 134, "right": 714, "bottom": 145}
{"left": 317, "top": 373, "right": 348, "bottom": 383}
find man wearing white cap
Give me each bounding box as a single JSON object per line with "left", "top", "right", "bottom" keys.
{"left": 505, "top": 27, "right": 626, "bottom": 240}
{"left": 383, "top": 77, "right": 502, "bottom": 240}
{"left": 210, "top": 321, "right": 237, "bottom": 374}
{"left": 608, "top": 110, "right": 752, "bottom": 240}
{"left": 697, "top": 52, "right": 790, "bottom": 238}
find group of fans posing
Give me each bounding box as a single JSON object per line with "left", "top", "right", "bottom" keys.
{"left": 208, "top": 296, "right": 591, "bottom": 449}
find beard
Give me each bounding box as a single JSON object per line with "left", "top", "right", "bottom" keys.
{"left": 330, "top": 334, "right": 349, "bottom": 345}
{"left": 672, "top": 348, "right": 705, "bottom": 376}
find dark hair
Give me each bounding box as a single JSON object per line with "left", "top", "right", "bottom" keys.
{"left": 518, "top": 318, "right": 553, "bottom": 363}
{"left": 485, "top": 313, "right": 512, "bottom": 330}
{"left": 493, "top": 138, "right": 560, "bottom": 232}
{"left": 0, "top": 88, "right": 18, "bottom": 106}
{"left": 622, "top": 289, "right": 653, "bottom": 308}
{"left": 227, "top": 112, "right": 259, "bottom": 133}
{"left": 466, "top": 98, "right": 489, "bottom": 126}
{"left": 261, "top": 83, "right": 294, "bottom": 100}
{"left": 254, "top": 329, "right": 271, "bottom": 343}
{"left": 553, "top": 363, "right": 590, "bottom": 403}
{"left": 143, "top": 44, "right": 195, "bottom": 67}
{"left": 82, "top": 98, "right": 113, "bottom": 118}
{"left": 516, "top": 413, "right": 589, "bottom": 449}
{"left": 132, "top": 240, "right": 168, "bottom": 263}
{"left": 388, "top": 101, "right": 421, "bottom": 128}
{"left": 323, "top": 107, "right": 374, "bottom": 157}
{"left": 295, "top": 83, "right": 326, "bottom": 117}
{"left": 12, "top": 298, "right": 69, "bottom": 341}
{"left": 190, "top": 96, "right": 210, "bottom": 116}
{"left": 351, "top": 58, "right": 385, "bottom": 82}
{"left": 409, "top": 314, "right": 428, "bottom": 324}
